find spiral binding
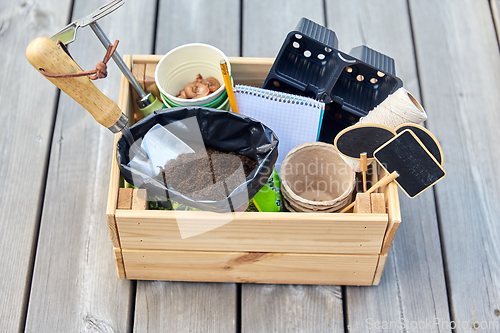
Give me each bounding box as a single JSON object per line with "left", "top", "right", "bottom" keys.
{"left": 234, "top": 85, "right": 325, "bottom": 110}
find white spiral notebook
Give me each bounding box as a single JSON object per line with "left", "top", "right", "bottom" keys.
{"left": 233, "top": 85, "right": 325, "bottom": 171}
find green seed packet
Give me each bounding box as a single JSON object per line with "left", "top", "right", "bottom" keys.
{"left": 251, "top": 169, "right": 282, "bottom": 212}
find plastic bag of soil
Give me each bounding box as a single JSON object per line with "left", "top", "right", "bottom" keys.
{"left": 116, "top": 107, "right": 279, "bottom": 212}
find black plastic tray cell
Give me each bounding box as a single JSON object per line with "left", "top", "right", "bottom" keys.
{"left": 328, "top": 46, "right": 401, "bottom": 117}
{"left": 262, "top": 18, "right": 339, "bottom": 101}
{"left": 266, "top": 78, "right": 311, "bottom": 98}
{"left": 330, "top": 61, "right": 401, "bottom": 117}
{"left": 349, "top": 46, "right": 397, "bottom": 76}
{"left": 318, "top": 102, "right": 360, "bottom": 143}
{"left": 272, "top": 33, "right": 339, "bottom": 100}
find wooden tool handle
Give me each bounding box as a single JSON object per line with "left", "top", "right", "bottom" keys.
{"left": 26, "top": 37, "right": 123, "bottom": 129}
{"left": 339, "top": 171, "right": 399, "bottom": 213}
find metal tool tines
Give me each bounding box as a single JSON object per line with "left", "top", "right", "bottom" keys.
{"left": 50, "top": 0, "right": 124, "bottom": 45}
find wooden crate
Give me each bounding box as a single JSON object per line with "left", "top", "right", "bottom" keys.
{"left": 106, "top": 55, "right": 402, "bottom": 286}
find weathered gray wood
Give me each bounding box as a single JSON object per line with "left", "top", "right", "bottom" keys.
{"left": 491, "top": 0, "right": 500, "bottom": 38}
{"left": 326, "top": 1, "right": 452, "bottom": 332}
{"left": 134, "top": 281, "right": 236, "bottom": 333}
{"left": 242, "top": 285, "right": 344, "bottom": 333}
{"left": 155, "top": 0, "right": 241, "bottom": 56}
{"left": 24, "top": 0, "right": 157, "bottom": 332}
{"left": 325, "top": 0, "right": 421, "bottom": 93}
{"left": 241, "top": 2, "right": 344, "bottom": 332}
{"left": 0, "top": 1, "right": 72, "bottom": 332}
{"left": 242, "top": 0, "right": 325, "bottom": 57}
{"left": 130, "top": 1, "right": 241, "bottom": 332}
{"left": 409, "top": 0, "right": 500, "bottom": 331}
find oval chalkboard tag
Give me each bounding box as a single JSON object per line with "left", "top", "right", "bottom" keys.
{"left": 374, "top": 129, "right": 446, "bottom": 198}
{"left": 334, "top": 124, "right": 396, "bottom": 160}
{"left": 395, "top": 123, "right": 443, "bottom": 165}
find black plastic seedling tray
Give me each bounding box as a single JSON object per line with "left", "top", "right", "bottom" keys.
{"left": 262, "top": 18, "right": 403, "bottom": 141}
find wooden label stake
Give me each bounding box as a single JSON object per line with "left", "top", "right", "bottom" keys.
{"left": 360, "top": 152, "right": 368, "bottom": 192}
{"left": 339, "top": 171, "right": 399, "bottom": 213}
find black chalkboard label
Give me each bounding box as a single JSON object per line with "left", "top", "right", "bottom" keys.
{"left": 395, "top": 123, "right": 443, "bottom": 165}
{"left": 374, "top": 130, "right": 446, "bottom": 198}
{"left": 334, "top": 124, "right": 396, "bottom": 159}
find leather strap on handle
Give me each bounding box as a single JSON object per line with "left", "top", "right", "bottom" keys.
{"left": 40, "top": 39, "right": 119, "bottom": 80}
{"left": 26, "top": 37, "right": 123, "bottom": 129}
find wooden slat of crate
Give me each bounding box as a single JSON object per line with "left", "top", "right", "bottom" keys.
{"left": 115, "top": 209, "right": 388, "bottom": 254}
{"left": 117, "top": 188, "right": 134, "bottom": 210}
{"left": 370, "top": 192, "right": 387, "bottom": 285}
{"left": 130, "top": 56, "right": 274, "bottom": 98}
{"left": 228, "top": 57, "right": 274, "bottom": 86}
{"left": 130, "top": 62, "right": 146, "bottom": 122}
{"left": 144, "top": 63, "right": 160, "bottom": 100}
{"left": 353, "top": 193, "right": 371, "bottom": 213}
{"left": 371, "top": 193, "right": 386, "bottom": 214}
{"left": 381, "top": 181, "right": 401, "bottom": 255}
{"left": 372, "top": 253, "right": 388, "bottom": 285}
{"left": 105, "top": 55, "right": 135, "bottom": 276}
{"left": 122, "top": 249, "right": 379, "bottom": 285}
{"left": 113, "top": 247, "right": 126, "bottom": 279}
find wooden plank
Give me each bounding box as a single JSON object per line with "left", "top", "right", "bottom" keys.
{"left": 144, "top": 63, "right": 160, "bottom": 102}
{"left": 115, "top": 210, "right": 388, "bottom": 254}
{"left": 117, "top": 188, "right": 133, "bottom": 210}
{"left": 371, "top": 163, "right": 380, "bottom": 188}
{"left": 0, "top": 0, "right": 73, "bottom": 331}
{"left": 131, "top": 63, "right": 146, "bottom": 90}
{"left": 326, "top": 0, "right": 451, "bottom": 331}
{"left": 353, "top": 193, "right": 371, "bottom": 213}
{"left": 380, "top": 181, "right": 401, "bottom": 255}
{"left": 240, "top": 2, "right": 346, "bottom": 332}
{"left": 105, "top": 55, "right": 134, "bottom": 250}
{"left": 132, "top": 189, "right": 148, "bottom": 211}
{"left": 123, "top": 249, "right": 379, "bottom": 285}
{"left": 229, "top": 57, "right": 274, "bottom": 86}
{"left": 131, "top": 62, "right": 145, "bottom": 121}
{"left": 372, "top": 254, "right": 388, "bottom": 286}
{"left": 111, "top": 183, "right": 147, "bottom": 278}
{"left": 112, "top": 188, "right": 147, "bottom": 279}
{"left": 242, "top": 284, "right": 344, "bottom": 333}
{"left": 131, "top": 1, "right": 242, "bottom": 332}
{"left": 371, "top": 193, "right": 386, "bottom": 214}
{"left": 132, "top": 54, "right": 163, "bottom": 63}
{"left": 242, "top": 0, "right": 325, "bottom": 57}
{"left": 23, "top": 0, "right": 158, "bottom": 331}
{"left": 409, "top": 0, "right": 500, "bottom": 330}
{"left": 491, "top": 0, "right": 500, "bottom": 39}
{"left": 134, "top": 281, "right": 236, "bottom": 333}
{"left": 113, "top": 247, "right": 126, "bottom": 279}
{"left": 155, "top": 0, "right": 241, "bottom": 56}
{"left": 106, "top": 213, "right": 120, "bottom": 248}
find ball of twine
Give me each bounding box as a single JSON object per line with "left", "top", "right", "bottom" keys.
{"left": 340, "top": 88, "right": 427, "bottom": 172}
{"left": 358, "top": 87, "right": 427, "bottom": 128}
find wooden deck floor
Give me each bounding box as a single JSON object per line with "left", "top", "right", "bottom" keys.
{"left": 1, "top": 0, "right": 500, "bottom": 332}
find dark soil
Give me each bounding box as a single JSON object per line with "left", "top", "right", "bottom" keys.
{"left": 156, "top": 146, "right": 257, "bottom": 201}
